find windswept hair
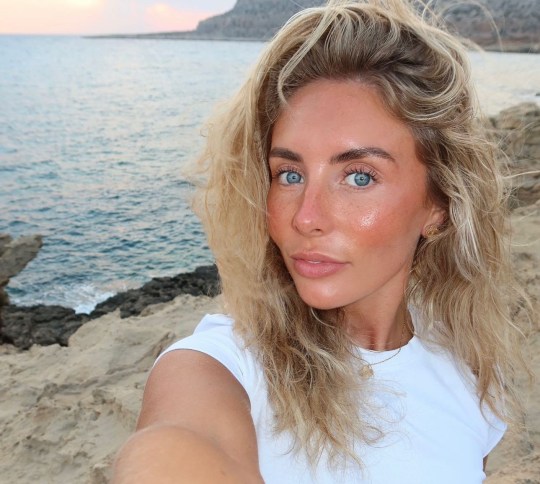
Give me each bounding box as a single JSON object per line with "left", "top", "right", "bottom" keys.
{"left": 194, "top": 0, "right": 528, "bottom": 468}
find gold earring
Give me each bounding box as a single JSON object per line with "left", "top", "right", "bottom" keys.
{"left": 424, "top": 224, "right": 440, "bottom": 238}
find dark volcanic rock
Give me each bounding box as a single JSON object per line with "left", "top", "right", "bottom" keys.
{"left": 0, "top": 265, "right": 220, "bottom": 349}
{"left": 89, "top": 265, "right": 220, "bottom": 319}
{"left": 1, "top": 305, "right": 90, "bottom": 349}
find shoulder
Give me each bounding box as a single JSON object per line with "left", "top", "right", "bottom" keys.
{"left": 158, "top": 313, "right": 239, "bottom": 360}
{"left": 156, "top": 313, "right": 261, "bottom": 394}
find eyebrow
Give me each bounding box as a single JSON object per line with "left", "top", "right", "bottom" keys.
{"left": 331, "top": 147, "right": 395, "bottom": 164}
{"left": 268, "top": 146, "right": 395, "bottom": 163}
{"left": 268, "top": 147, "right": 302, "bottom": 162}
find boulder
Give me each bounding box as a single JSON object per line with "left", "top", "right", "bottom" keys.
{"left": 489, "top": 102, "right": 540, "bottom": 207}
{"left": 0, "top": 234, "right": 43, "bottom": 288}
{"left": 1, "top": 305, "right": 90, "bottom": 350}
{"left": 0, "top": 233, "right": 43, "bottom": 328}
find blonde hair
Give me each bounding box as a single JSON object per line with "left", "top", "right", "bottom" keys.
{"left": 195, "top": 0, "right": 528, "bottom": 468}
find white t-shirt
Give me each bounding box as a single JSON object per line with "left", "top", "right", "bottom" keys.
{"left": 157, "top": 313, "right": 506, "bottom": 483}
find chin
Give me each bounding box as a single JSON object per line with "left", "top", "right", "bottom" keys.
{"left": 293, "top": 285, "right": 343, "bottom": 311}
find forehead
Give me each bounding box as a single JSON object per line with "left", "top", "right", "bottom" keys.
{"left": 271, "top": 79, "right": 418, "bottom": 163}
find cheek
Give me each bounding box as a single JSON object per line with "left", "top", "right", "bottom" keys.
{"left": 343, "top": 199, "right": 423, "bottom": 250}
{"left": 344, "top": 208, "right": 394, "bottom": 248}
{"left": 350, "top": 208, "right": 378, "bottom": 230}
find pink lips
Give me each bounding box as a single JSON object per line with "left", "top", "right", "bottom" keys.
{"left": 290, "top": 252, "right": 347, "bottom": 278}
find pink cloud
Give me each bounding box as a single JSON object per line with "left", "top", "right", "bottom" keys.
{"left": 145, "top": 3, "right": 212, "bottom": 32}
{"left": 0, "top": 0, "right": 106, "bottom": 34}
{"left": 0, "top": 0, "right": 228, "bottom": 35}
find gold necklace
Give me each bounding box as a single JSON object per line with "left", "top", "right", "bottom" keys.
{"left": 359, "top": 318, "right": 408, "bottom": 379}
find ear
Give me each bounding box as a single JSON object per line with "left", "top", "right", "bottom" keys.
{"left": 422, "top": 202, "right": 446, "bottom": 238}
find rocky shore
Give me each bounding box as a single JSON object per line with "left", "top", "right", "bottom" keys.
{"left": 0, "top": 102, "right": 538, "bottom": 483}
{"left": 0, "top": 265, "right": 219, "bottom": 349}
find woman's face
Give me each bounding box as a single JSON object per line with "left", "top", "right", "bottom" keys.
{"left": 267, "top": 79, "right": 443, "bottom": 316}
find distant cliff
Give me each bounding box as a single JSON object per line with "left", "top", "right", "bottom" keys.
{"left": 195, "top": 0, "right": 539, "bottom": 51}
{"left": 194, "top": 0, "right": 325, "bottom": 40}
{"left": 100, "top": 0, "right": 540, "bottom": 53}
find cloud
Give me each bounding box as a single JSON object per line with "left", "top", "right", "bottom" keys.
{"left": 0, "top": 0, "right": 106, "bottom": 34}
{"left": 0, "top": 0, "right": 235, "bottom": 34}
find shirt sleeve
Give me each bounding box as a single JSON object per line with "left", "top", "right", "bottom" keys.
{"left": 154, "top": 313, "right": 248, "bottom": 388}
{"left": 483, "top": 407, "right": 507, "bottom": 456}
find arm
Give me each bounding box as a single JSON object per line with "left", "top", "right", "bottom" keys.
{"left": 112, "top": 350, "right": 264, "bottom": 483}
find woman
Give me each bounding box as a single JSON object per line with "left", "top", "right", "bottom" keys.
{"left": 113, "top": 0, "right": 527, "bottom": 482}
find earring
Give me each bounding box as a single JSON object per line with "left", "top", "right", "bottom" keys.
{"left": 424, "top": 224, "right": 440, "bottom": 238}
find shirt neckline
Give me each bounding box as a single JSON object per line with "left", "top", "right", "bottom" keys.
{"left": 353, "top": 305, "right": 423, "bottom": 371}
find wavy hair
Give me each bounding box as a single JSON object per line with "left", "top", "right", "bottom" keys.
{"left": 194, "top": 0, "right": 528, "bottom": 468}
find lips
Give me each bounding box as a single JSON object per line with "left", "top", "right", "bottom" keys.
{"left": 290, "top": 252, "right": 347, "bottom": 278}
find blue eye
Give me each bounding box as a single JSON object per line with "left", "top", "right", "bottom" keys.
{"left": 345, "top": 171, "right": 372, "bottom": 187}
{"left": 278, "top": 171, "right": 303, "bottom": 185}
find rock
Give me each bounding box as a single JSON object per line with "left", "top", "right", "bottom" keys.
{"left": 0, "top": 233, "right": 43, "bottom": 329}
{"left": 89, "top": 265, "right": 220, "bottom": 319}
{"left": 489, "top": 102, "right": 540, "bottom": 207}
{"left": 1, "top": 305, "right": 90, "bottom": 350}
{"left": 0, "top": 265, "right": 220, "bottom": 350}
{"left": 0, "top": 234, "right": 43, "bottom": 288}
{"left": 0, "top": 234, "right": 13, "bottom": 254}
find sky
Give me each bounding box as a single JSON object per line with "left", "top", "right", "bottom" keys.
{"left": 0, "top": 0, "right": 238, "bottom": 35}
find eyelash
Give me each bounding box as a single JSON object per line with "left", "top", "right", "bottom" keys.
{"left": 272, "top": 166, "right": 301, "bottom": 180}
{"left": 343, "top": 166, "right": 378, "bottom": 183}
{"left": 271, "top": 165, "right": 379, "bottom": 185}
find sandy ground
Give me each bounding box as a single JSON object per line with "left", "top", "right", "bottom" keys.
{"left": 485, "top": 200, "right": 540, "bottom": 483}
{"left": 0, "top": 201, "right": 538, "bottom": 484}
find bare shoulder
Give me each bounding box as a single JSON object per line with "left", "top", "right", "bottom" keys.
{"left": 138, "top": 349, "right": 259, "bottom": 461}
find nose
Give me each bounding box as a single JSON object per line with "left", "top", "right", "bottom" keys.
{"left": 292, "top": 182, "right": 331, "bottom": 235}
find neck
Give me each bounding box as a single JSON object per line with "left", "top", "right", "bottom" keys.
{"left": 342, "top": 301, "right": 413, "bottom": 350}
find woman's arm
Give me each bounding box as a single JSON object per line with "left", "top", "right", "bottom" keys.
{"left": 112, "top": 350, "right": 264, "bottom": 483}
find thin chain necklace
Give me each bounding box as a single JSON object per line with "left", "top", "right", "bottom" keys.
{"left": 359, "top": 317, "right": 409, "bottom": 378}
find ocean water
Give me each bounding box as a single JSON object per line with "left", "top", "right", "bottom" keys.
{"left": 0, "top": 36, "right": 539, "bottom": 312}
{"left": 0, "top": 36, "right": 264, "bottom": 312}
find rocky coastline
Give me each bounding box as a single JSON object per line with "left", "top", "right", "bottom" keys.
{"left": 0, "top": 265, "right": 220, "bottom": 350}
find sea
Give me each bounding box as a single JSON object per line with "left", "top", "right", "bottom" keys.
{"left": 1, "top": 36, "right": 539, "bottom": 313}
